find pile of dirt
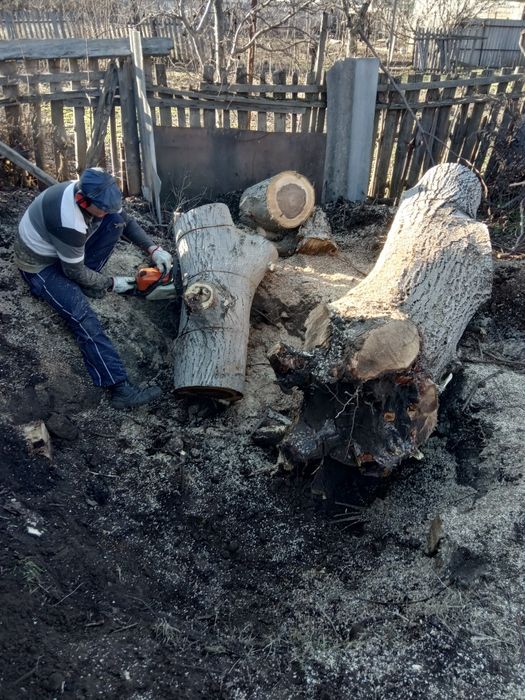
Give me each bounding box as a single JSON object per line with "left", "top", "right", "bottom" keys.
{"left": 1, "top": 184, "right": 525, "bottom": 699}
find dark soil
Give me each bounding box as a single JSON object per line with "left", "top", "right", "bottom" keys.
{"left": 1, "top": 185, "right": 525, "bottom": 699}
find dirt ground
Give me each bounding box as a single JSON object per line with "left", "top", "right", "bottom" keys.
{"left": 1, "top": 184, "right": 525, "bottom": 700}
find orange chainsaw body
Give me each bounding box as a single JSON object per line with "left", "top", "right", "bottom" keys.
{"left": 136, "top": 267, "right": 166, "bottom": 293}
{"left": 134, "top": 266, "right": 177, "bottom": 300}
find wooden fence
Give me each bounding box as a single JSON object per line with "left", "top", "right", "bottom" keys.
{"left": 0, "top": 10, "right": 192, "bottom": 63}
{"left": 0, "top": 38, "right": 174, "bottom": 194}
{"left": 1, "top": 38, "right": 525, "bottom": 204}
{"left": 0, "top": 39, "right": 326, "bottom": 193}
{"left": 370, "top": 68, "right": 525, "bottom": 200}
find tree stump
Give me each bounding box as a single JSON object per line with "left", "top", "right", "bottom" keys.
{"left": 269, "top": 164, "right": 493, "bottom": 476}
{"left": 239, "top": 171, "right": 315, "bottom": 232}
{"left": 173, "top": 203, "right": 278, "bottom": 401}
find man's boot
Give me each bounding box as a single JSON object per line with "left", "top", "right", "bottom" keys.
{"left": 110, "top": 381, "right": 162, "bottom": 409}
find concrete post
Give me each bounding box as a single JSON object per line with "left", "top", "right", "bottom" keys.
{"left": 322, "top": 58, "right": 379, "bottom": 203}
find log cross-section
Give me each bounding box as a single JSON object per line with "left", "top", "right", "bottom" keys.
{"left": 239, "top": 171, "right": 315, "bottom": 232}
{"left": 173, "top": 203, "right": 278, "bottom": 401}
{"left": 270, "top": 164, "right": 493, "bottom": 476}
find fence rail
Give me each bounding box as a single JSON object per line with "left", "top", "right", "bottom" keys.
{"left": 0, "top": 10, "right": 192, "bottom": 63}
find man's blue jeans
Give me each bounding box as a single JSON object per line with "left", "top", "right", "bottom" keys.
{"left": 20, "top": 214, "right": 128, "bottom": 387}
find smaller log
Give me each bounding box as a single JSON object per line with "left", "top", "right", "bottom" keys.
{"left": 240, "top": 171, "right": 315, "bottom": 232}
{"left": 296, "top": 207, "right": 338, "bottom": 256}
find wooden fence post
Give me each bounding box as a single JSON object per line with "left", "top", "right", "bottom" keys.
{"left": 117, "top": 56, "right": 141, "bottom": 196}
{"left": 323, "top": 57, "right": 379, "bottom": 203}
{"left": 129, "top": 28, "right": 162, "bottom": 222}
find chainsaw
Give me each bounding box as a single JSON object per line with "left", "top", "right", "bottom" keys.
{"left": 129, "top": 261, "right": 182, "bottom": 301}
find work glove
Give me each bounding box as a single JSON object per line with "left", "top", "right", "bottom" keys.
{"left": 112, "top": 276, "right": 136, "bottom": 294}
{"left": 149, "top": 246, "right": 173, "bottom": 275}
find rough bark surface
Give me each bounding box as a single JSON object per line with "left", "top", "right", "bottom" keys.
{"left": 270, "top": 164, "right": 493, "bottom": 476}
{"left": 296, "top": 207, "right": 338, "bottom": 256}
{"left": 173, "top": 203, "right": 278, "bottom": 400}
{"left": 239, "top": 171, "right": 315, "bottom": 232}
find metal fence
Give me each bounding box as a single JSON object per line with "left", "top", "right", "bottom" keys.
{"left": 414, "top": 20, "right": 525, "bottom": 71}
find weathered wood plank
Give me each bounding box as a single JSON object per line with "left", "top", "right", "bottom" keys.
{"left": 430, "top": 74, "right": 458, "bottom": 164}
{"left": 474, "top": 68, "right": 512, "bottom": 171}
{"left": 373, "top": 76, "right": 403, "bottom": 199}
{"left": 85, "top": 61, "right": 118, "bottom": 168}
{"left": 421, "top": 74, "right": 443, "bottom": 173}
{"left": 130, "top": 29, "right": 161, "bottom": 222}
{"left": 485, "top": 70, "right": 525, "bottom": 178}
{"left": 0, "top": 70, "right": 105, "bottom": 85}
{"left": 272, "top": 69, "right": 287, "bottom": 132}
{"left": 109, "top": 108, "right": 119, "bottom": 181}
{"left": 237, "top": 63, "right": 249, "bottom": 130}
{"left": 459, "top": 69, "right": 492, "bottom": 164}
{"left": 202, "top": 64, "right": 216, "bottom": 129}
{"left": 117, "top": 56, "right": 141, "bottom": 195}
{"left": 155, "top": 85, "right": 325, "bottom": 109}
{"left": 449, "top": 72, "right": 479, "bottom": 162}
{"left": 406, "top": 74, "right": 441, "bottom": 186}
{"left": 48, "top": 58, "right": 69, "bottom": 180}
{"left": 155, "top": 62, "right": 172, "bottom": 127}
{"left": 0, "top": 139, "right": 57, "bottom": 186}
{"left": 201, "top": 83, "right": 325, "bottom": 94}
{"left": 2, "top": 60, "right": 22, "bottom": 149}
{"left": 0, "top": 37, "right": 173, "bottom": 60}
{"left": 388, "top": 73, "right": 423, "bottom": 200}
{"left": 291, "top": 70, "right": 299, "bottom": 132}
{"left": 301, "top": 70, "right": 316, "bottom": 133}
{"left": 377, "top": 73, "right": 525, "bottom": 92}
{"left": 69, "top": 58, "right": 87, "bottom": 173}
{"left": 25, "top": 59, "right": 44, "bottom": 170}
{"left": 257, "top": 63, "right": 269, "bottom": 132}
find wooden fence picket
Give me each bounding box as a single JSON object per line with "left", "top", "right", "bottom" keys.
{"left": 69, "top": 58, "right": 87, "bottom": 173}
{"left": 430, "top": 73, "right": 458, "bottom": 164}
{"left": 387, "top": 73, "right": 423, "bottom": 198}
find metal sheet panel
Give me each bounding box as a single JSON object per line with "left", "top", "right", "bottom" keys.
{"left": 154, "top": 127, "right": 326, "bottom": 207}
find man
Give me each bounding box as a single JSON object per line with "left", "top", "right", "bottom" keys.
{"left": 14, "top": 167, "right": 173, "bottom": 409}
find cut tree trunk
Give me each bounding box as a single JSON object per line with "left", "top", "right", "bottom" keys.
{"left": 173, "top": 203, "right": 278, "bottom": 401}
{"left": 239, "top": 171, "right": 315, "bottom": 232}
{"left": 296, "top": 207, "right": 338, "bottom": 255}
{"left": 269, "top": 164, "right": 493, "bottom": 477}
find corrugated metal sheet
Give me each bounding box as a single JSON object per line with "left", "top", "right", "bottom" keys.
{"left": 414, "top": 19, "right": 525, "bottom": 70}
{"left": 460, "top": 19, "right": 525, "bottom": 67}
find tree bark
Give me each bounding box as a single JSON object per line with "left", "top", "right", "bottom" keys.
{"left": 296, "top": 207, "right": 338, "bottom": 255}
{"left": 239, "top": 171, "right": 315, "bottom": 232}
{"left": 269, "top": 164, "right": 493, "bottom": 476}
{"left": 173, "top": 203, "right": 278, "bottom": 401}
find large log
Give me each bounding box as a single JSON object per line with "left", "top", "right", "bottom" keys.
{"left": 173, "top": 203, "right": 278, "bottom": 401}
{"left": 269, "top": 164, "right": 493, "bottom": 477}
{"left": 239, "top": 171, "right": 315, "bottom": 232}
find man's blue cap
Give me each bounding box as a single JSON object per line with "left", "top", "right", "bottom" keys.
{"left": 78, "top": 167, "right": 122, "bottom": 213}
